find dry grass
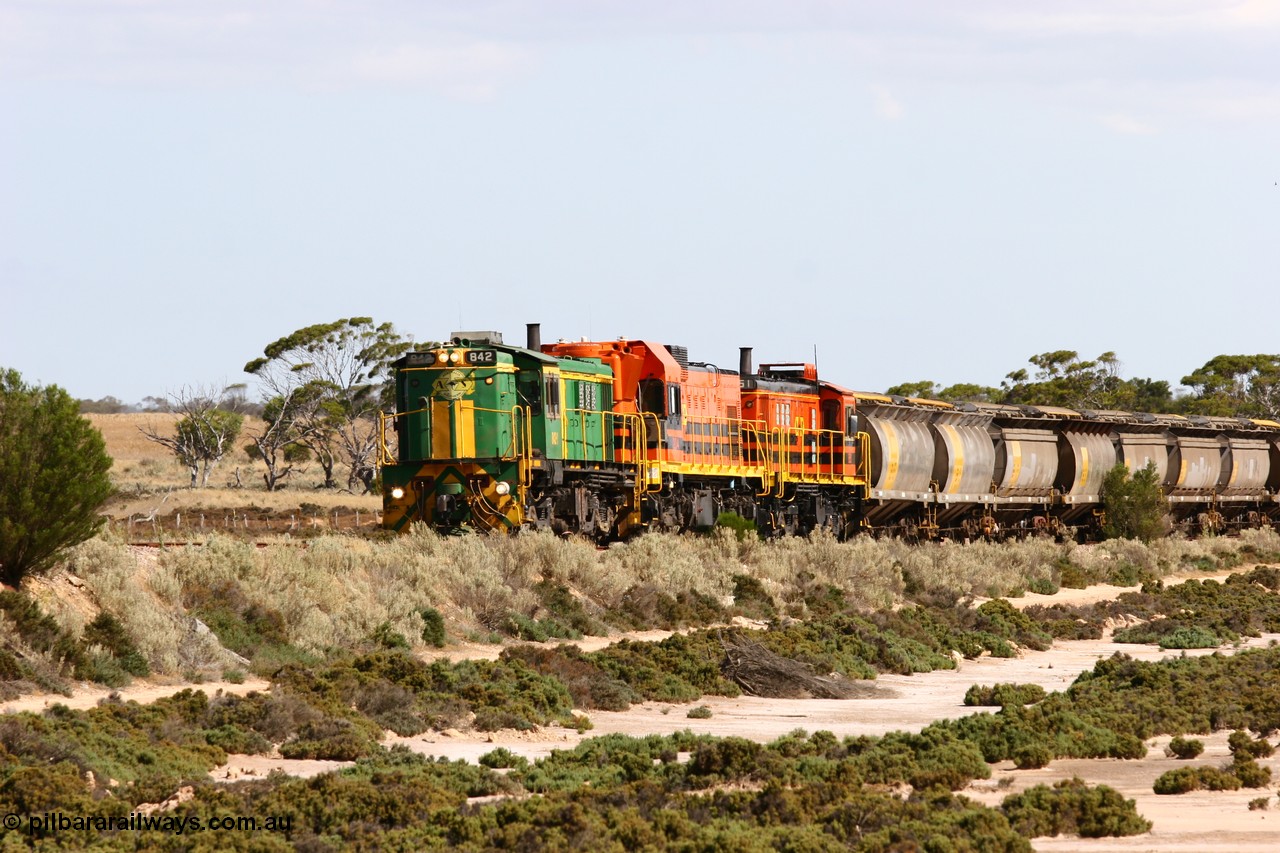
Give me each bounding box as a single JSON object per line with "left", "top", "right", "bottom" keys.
{"left": 39, "top": 525, "right": 1280, "bottom": 676}
{"left": 89, "top": 412, "right": 381, "bottom": 522}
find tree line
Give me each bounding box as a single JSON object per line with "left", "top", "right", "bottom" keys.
{"left": 100, "top": 342, "right": 1280, "bottom": 494}
{"left": 887, "top": 350, "right": 1280, "bottom": 419}
{"left": 134, "top": 317, "right": 422, "bottom": 493}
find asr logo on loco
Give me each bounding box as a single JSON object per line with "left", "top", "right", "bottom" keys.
{"left": 433, "top": 369, "right": 475, "bottom": 401}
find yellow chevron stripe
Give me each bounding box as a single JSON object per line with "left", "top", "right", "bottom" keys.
{"left": 432, "top": 401, "right": 452, "bottom": 458}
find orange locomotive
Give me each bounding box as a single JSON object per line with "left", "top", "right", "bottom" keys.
{"left": 539, "top": 336, "right": 870, "bottom": 536}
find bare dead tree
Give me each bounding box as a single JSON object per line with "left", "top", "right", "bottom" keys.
{"left": 241, "top": 382, "right": 326, "bottom": 492}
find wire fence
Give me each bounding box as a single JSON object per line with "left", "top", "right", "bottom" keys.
{"left": 112, "top": 509, "right": 385, "bottom": 540}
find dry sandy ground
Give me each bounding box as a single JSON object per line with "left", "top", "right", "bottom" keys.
{"left": 0, "top": 677, "right": 271, "bottom": 716}
{"left": 5, "top": 567, "right": 1277, "bottom": 850}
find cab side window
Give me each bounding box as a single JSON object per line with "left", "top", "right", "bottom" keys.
{"left": 821, "top": 400, "right": 839, "bottom": 432}
{"left": 638, "top": 379, "right": 665, "bottom": 416}
{"left": 544, "top": 376, "right": 561, "bottom": 419}
{"left": 520, "top": 376, "right": 542, "bottom": 415}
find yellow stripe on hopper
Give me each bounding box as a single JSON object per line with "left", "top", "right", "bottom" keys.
{"left": 882, "top": 421, "right": 900, "bottom": 490}
{"left": 942, "top": 424, "right": 964, "bottom": 493}
{"left": 1008, "top": 442, "right": 1022, "bottom": 487}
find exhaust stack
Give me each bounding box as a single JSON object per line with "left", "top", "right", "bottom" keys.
{"left": 739, "top": 347, "right": 753, "bottom": 376}
{"left": 527, "top": 323, "right": 542, "bottom": 351}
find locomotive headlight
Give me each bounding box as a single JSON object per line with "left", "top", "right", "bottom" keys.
{"left": 495, "top": 481, "right": 511, "bottom": 496}
{"left": 448, "top": 351, "right": 461, "bottom": 364}
{"left": 390, "top": 487, "right": 405, "bottom": 500}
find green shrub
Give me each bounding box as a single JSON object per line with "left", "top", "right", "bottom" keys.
{"left": 81, "top": 612, "right": 149, "bottom": 677}
{"left": 1158, "top": 627, "right": 1220, "bottom": 649}
{"left": 0, "top": 649, "right": 23, "bottom": 681}
{"left": 504, "top": 611, "right": 582, "bottom": 642}
{"left": 0, "top": 590, "right": 84, "bottom": 676}
{"left": 478, "top": 747, "right": 528, "bottom": 770}
{"left": 731, "top": 574, "right": 777, "bottom": 620}
{"left": 1153, "top": 767, "right": 1202, "bottom": 795}
{"left": 1011, "top": 743, "right": 1054, "bottom": 770}
{"left": 76, "top": 650, "right": 132, "bottom": 688}
{"left": 964, "top": 683, "right": 1047, "bottom": 708}
{"left": 974, "top": 599, "right": 1053, "bottom": 651}
{"left": 534, "top": 581, "right": 606, "bottom": 637}
{"left": 1228, "top": 730, "right": 1275, "bottom": 759}
{"left": 500, "top": 645, "right": 636, "bottom": 711}
{"left": 370, "top": 621, "right": 410, "bottom": 650}
{"left": 1233, "top": 757, "right": 1272, "bottom": 788}
{"left": 715, "top": 512, "right": 757, "bottom": 540}
{"left": 204, "top": 724, "right": 271, "bottom": 755}
{"left": 1001, "top": 777, "right": 1151, "bottom": 838}
{"left": 686, "top": 705, "right": 713, "bottom": 719}
{"left": 1165, "top": 736, "right": 1204, "bottom": 759}
{"left": 1102, "top": 462, "right": 1167, "bottom": 543}
{"left": 280, "top": 718, "right": 379, "bottom": 761}
{"left": 1154, "top": 766, "right": 1242, "bottom": 794}
{"left": 420, "top": 607, "right": 446, "bottom": 647}
{"left": 1028, "top": 577, "right": 1059, "bottom": 596}
{"left": 612, "top": 585, "right": 727, "bottom": 630}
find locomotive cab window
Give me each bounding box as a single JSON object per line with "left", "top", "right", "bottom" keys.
{"left": 519, "top": 376, "right": 542, "bottom": 414}
{"left": 668, "top": 386, "right": 682, "bottom": 420}
{"left": 544, "top": 376, "right": 561, "bottom": 419}
{"left": 638, "top": 379, "right": 664, "bottom": 416}
{"left": 845, "top": 406, "right": 858, "bottom": 439}
{"left": 821, "top": 400, "right": 839, "bottom": 432}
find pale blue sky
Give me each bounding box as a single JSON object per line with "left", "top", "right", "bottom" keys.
{"left": 2, "top": 1, "right": 1277, "bottom": 404}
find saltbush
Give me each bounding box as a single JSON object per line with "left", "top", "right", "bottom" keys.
{"left": 1228, "top": 730, "right": 1275, "bottom": 759}
{"left": 1165, "top": 736, "right": 1204, "bottom": 759}
{"left": 420, "top": 607, "right": 447, "bottom": 647}
{"left": 1001, "top": 777, "right": 1151, "bottom": 838}
{"left": 964, "top": 683, "right": 1047, "bottom": 708}
{"left": 1153, "top": 766, "right": 1242, "bottom": 794}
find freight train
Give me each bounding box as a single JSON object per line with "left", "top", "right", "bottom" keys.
{"left": 378, "top": 326, "right": 1280, "bottom": 540}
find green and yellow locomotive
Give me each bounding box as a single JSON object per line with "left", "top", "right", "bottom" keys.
{"left": 379, "top": 329, "right": 639, "bottom": 537}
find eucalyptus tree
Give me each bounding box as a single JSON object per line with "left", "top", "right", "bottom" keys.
{"left": 244, "top": 318, "right": 413, "bottom": 491}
